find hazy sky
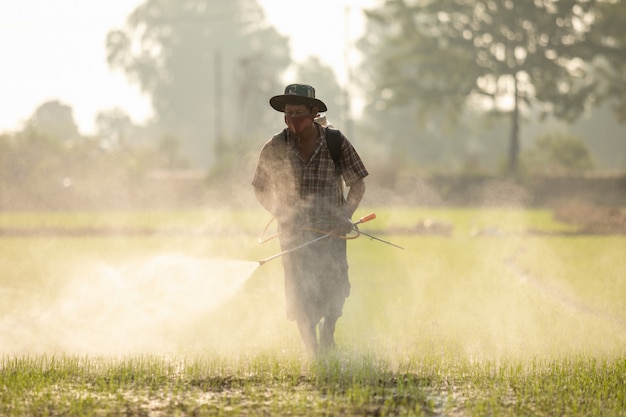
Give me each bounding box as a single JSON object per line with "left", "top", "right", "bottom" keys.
{"left": 0, "top": 0, "right": 374, "bottom": 135}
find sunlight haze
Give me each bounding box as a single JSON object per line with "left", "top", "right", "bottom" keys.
{"left": 0, "top": 0, "right": 374, "bottom": 135}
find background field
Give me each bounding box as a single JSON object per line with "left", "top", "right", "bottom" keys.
{"left": 1, "top": 208, "right": 625, "bottom": 415}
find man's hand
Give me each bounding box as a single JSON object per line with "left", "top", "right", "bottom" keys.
{"left": 331, "top": 213, "right": 354, "bottom": 237}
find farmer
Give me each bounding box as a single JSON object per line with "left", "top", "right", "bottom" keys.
{"left": 252, "top": 84, "right": 368, "bottom": 354}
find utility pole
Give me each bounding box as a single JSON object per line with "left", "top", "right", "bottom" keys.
{"left": 343, "top": 4, "right": 353, "bottom": 139}
{"left": 214, "top": 49, "right": 223, "bottom": 160}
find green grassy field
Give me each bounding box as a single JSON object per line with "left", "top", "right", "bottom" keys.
{"left": 0, "top": 208, "right": 625, "bottom": 416}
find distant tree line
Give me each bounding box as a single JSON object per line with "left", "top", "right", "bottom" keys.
{"left": 2, "top": 0, "right": 626, "bottom": 210}
{"left": 0, "top": 97, "right": 616, "bottom": 211}
{"left": 0, "top": 101, "right": 192, "bottom": 210}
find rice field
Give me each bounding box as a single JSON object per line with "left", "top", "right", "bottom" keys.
{"left": 1, "top": 207, "right": 625, "bottom": 416}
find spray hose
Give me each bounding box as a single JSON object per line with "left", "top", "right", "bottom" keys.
{"left": 258, "top": 212, "right": 376, "bottom": 244}
{"left": 257, "top": 212, "right": 403, "bottom": 266}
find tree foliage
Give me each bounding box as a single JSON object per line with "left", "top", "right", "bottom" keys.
{"left": 106, "top": 0, "right": 291, "bottom": 167}
{"left": 363, "top": 0, "right": 626, "bottom": 174}
{"left": 587, "top": 1, "right": 626, "bottom": 123}
{"left": 293, "top": 57, "right": 345, "bottom": 127}
{"left": 26, "top": 100, "right": 81, "bottom": 142}
{"left": 354, "top": 13, "right": 509, "bottom": 176}
{"left": 0, "top": 101, "right": 193, "bottom": 210}
{"left": 95, "top": 108, "right": 134, "bottom": 147}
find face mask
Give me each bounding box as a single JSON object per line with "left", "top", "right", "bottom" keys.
{"left": 285, "top": 112, "right": 314, "bottom": 135}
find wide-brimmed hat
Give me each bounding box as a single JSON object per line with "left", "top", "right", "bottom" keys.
{"left": 269, "top": 84, "right": 327, "bottom": 112}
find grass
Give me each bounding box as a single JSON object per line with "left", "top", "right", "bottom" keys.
{"left": 1, "top": 353, "right": 624, "bottom": 416}
{"left": 0, "top": 207, "right": 625, "bottom": 416}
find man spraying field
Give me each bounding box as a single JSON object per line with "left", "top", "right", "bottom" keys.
{"left": 252, "top": 84, "right": 368, "bottom": 354}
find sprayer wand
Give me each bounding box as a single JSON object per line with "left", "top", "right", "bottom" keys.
{"left": 350, "top": 212, "right": 405, "bottom": 250}
{"left": 257, "top": 212, "right": 402, "bottom": 265}
{"left": 353, "top": 230, "right": 405, "bottom": 250}
{"left": 258, "top": 233, "right": 330, "bottom": 265}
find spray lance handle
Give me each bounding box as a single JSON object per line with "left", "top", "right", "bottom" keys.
{"left": 354, "top": 212, "right": 376, "bottom": 225}
{"left": 350, "top": 212, "right": 376, "bottom": 233}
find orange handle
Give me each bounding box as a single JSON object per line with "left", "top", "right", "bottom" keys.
{"left": 355, "top": 212, "right": 376, "bottom": 224}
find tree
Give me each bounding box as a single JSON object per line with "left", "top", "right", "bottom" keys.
{"left": 95, "top": 107, "right": 134, "bottom": 147}
{"left": 106, "top": 0, "right": 291, "bottom": 168}
{"left": 363, "top": 0, "right": 626, "bottom": 174}
{"left": 293, "top": 57, "right": 345, "bottom": 126}
{"left": 26, "top": 100, "right": 80, "bottom": 142}
{"left": 354, "top": 12, "right": 509, "bottom": 175}
{"left": 587, "top": 1, "right": 626, "bottom": 123}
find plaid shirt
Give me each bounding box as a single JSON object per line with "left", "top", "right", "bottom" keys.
{"left": 252, "top": 124, "right": 368, "bottom": 228}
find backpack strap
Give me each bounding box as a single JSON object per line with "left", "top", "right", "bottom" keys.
{"left": 325, "top": 127, "right": 343, "bottom": 177}
{"left": 281, "top": 127, "right": 343, "bottom": 177}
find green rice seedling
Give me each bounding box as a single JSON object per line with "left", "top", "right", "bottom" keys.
{"left": 0, "top": 208, "right": 624, "bottom": 416}
{"left": 2, "top": 353, "right": 623, "bottom": 416}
